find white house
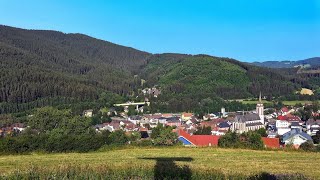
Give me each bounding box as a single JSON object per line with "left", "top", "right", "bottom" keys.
{"left": 83, "top": 109, "right": 93, "bottom": 117}
{"left": 275, "top": 120, "right": 291, "bottom": 135}
{"left": 276, "top": 120, "right": 289, "bottom": 128}
{"left": 282, "top": 129, "right": 313, "bottom": 148}
{"left": 306, "top": 119, "right": 320, "bottom": 136}
{"left": 277, "top": 128, "right": 291, "bottom": 136}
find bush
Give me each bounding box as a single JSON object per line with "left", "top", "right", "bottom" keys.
{"left": 300, "top": 141, "right": 315, "bottom": 152}
{"left": 152, "top": 125, "right": 177, "bottom": 146}
{"left": 243, "top": 131, "right": 264, "bottom": 150}
{"left": 218, "top": 131, "right": 264, "bottom": 150}
{"left": 218, "top": 131, "right": 241, "bottom": 148}
{"left": 109, "top": 130, "right": 129, "bottom": 145}
{"left": 312, "top": 131, "right": 320, "bottom": 144}
{"left": 131, "top": 139, "right": 153, "bottom": 147}
{"left": 193, "top": 126, "right": 212, "bottom": 135}
{"left": 256, "top": 128, "right": 267, "bottom": 137}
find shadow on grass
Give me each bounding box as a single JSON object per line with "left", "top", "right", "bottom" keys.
{"left": 248, "top": 172, "right": 308, "bottom": 180}
{"left": 140, "top": 157, "right": 193, "bottom": 180}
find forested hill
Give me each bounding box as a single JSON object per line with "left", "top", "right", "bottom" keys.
{"left": 0, "top": 25, "right": 150, "bottom": 113}
{"left": 143, "top": 54, "right": 300, "bottom": 99}
{"left": 0, "top": 25, "right": 309, "bottom": 114}
{"left": 252, "top": 57, "right": 320, "bottom": 68}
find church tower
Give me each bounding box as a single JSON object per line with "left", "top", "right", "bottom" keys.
{"left": 256, "top": 92, "right": 264, "bottom": 124}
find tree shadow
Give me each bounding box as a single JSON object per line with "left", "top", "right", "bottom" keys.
{"left": 139, "top": 157, "right": 193, "bottom": 180}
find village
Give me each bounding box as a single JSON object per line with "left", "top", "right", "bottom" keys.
{"left": 2, "top": 92, "right": 319, "bottom": 150}
{"left": 91, "top": 92, "right": 320, "bottom": 149}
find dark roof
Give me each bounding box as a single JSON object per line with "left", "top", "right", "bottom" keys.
{"left": 166, "top": 119, "right": 180, "bottom": 123}
{"left": 235, "top": 114, "right": 261, "bottom": 123}
{"left": 246, "top": 122, "right": 264, "bottom": 127}
{"left": 290, "top": 122, "right": 300, "bottom": 126}
{"left": 189, "top": 118, "right": 198, "bottom": 123}
{"left": 282, "top": 129, "right": 312, "bottom": 142}
{"left": 108, "top": 107, "right": 116, "bottom": 112}
{"left": 166, "top": 117, "right": 180, "bottom": 121}
{"left": 219, "top": 121, "right": 230, "bottom": 128}
{"left": 94, "top": 124, "right": 104, "bottom": 129}
{"left": 306, "top": 119, "right": 320, "bottom": 125}
{"left": 129, "top": 115, "right": 142, "bottom": 120}
{"left": 140, "top": 131, "right": 149, "bottom": 138}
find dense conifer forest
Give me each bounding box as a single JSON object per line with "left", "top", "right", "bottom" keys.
{"left": 0, "top": 25, "right": 319, "bottom": 114}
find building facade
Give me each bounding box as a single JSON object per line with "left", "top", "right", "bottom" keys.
{"left": 231, "top": 93, "right": 265, "bottom": 133}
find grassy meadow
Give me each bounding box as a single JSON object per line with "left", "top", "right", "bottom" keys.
{"left": 241, "top": 100, "right": 314, "bottom": 106}
{"left": 0, "top": 147, "right": 319, "bottom": 179}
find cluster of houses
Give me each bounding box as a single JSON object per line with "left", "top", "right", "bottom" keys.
{"left": 0, "top": 123, "right": 25, "bottom": 137}
{"left": 1, "top": 93, "right": 320, "bottom": 150}
{"left": 142, "top": 87, "right": 161, "bottom": 98}
{"left": 92, "top": 93, "right": 319, "bottom": 149}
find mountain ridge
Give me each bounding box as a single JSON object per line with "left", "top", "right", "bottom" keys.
{"left": 252, "top": 57, "right": 320, "bottom": 68}
{"left": 0, "top": 25, "right": 316, "bottom": 114}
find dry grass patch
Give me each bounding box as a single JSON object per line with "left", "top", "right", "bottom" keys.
{"left": 0, "top": 147, "right": 319, "bottom": 178}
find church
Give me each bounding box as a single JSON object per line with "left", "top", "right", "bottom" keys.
{"left": 231, "top": 93, "right": 265, "bottom": 134}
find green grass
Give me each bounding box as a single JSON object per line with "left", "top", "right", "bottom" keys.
{"left": 282, "top": 100, "right": 313, "bottom": 106}
{"left": 0, "top": 147, "right": 319, "bottom": 179}
{"left": 241, "top": 100, "right": 270, "bottom": 104}
{"left": 241, "top": 100, "right": 314, "bottom": 106}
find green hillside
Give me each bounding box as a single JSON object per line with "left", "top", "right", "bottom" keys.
{"left": 0, "top": 25, "right": 150, "bottom": 113}
{"left": 0, "top": 25, "right": 313, "bottom": 114}
{"left": 144, "top": 54, "right": 299, "bottom": 99}
{"left": 142, "top": 54, "right": 301, "bottom": 112}
{"left": 147, "top": 55, "right": 251, "bottom": 98}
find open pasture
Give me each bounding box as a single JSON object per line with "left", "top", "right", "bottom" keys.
{"left": 0, "top": 147, "right": 319, "bottom": 179}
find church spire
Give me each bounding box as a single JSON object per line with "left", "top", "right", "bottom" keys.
{"left": 259, "top": 91, "right": 262, "bottom": 103}
{"left": 256, "top": 91, "right": 264, "bottom": 124}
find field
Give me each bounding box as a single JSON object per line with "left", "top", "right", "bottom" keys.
{"left": 241, "top": 100, "right": 313, "bottom": 106}
{"left": 0, "top": 147, "right": 319, "bottom": 179}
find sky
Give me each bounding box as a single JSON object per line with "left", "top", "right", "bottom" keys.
{"left": 0, "top": 0, "right": 319, "bottom": 62}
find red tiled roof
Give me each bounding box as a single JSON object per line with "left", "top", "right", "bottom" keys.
{"left": 286, "top": 113, "right": 293, "bottom": 117}
{"left": 178, "top": 130, "right": 220, "bottom": 146}
{"left": 262, "top": 137, "right": 280, "bottom": 148}
{"left": 287, "top": 116, "right": 301, "bottom": 122}
{"left": 277, "top": 115, "right": 288, "bottom": 120}
{"left": 182, "top": 113, "right": 193, "bottom": 117}
{"left": 281, "top": 107, "right": 289, "bottom": 112}
{"left": 139, "top": 127, "right": 148, "bottom": 131}
{"left": 200, "top": 121, "right": 217, "bottom": 127}
{"left": 162, "top": 113, "right": 173, "bottom": 118}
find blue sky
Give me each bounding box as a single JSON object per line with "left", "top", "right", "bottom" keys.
{"left": 0, "top": 0, "right": 319, "bottom": 62}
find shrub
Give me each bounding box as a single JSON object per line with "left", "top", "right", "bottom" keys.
{"left": 152, "top": 126, "right": 177, "bottom": 146}
{"left": 218, "top": 131, "right": 264, "bottom": 150}
{"left": 300, "top": 141, "right": 315, "bottom": 152}
{"left": 218, "top": 131, "right": 241, "bottom": 148}
{"left": 244, "top": 131, "right": 264, "bottom": 150}
{"left": 193, "top": 126, "right": 212, "bottom": 135}
{"left": 109, "top": 130, "right": 129, "bottom": 145}
{"left": 131, "top": 139, "right": 153, "bottom": 147}
{"left": 312, "top": 131, "right": 320, "bottom": 144}
{"left": 256, "top": 128, "right": 267, "bottom": 137}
